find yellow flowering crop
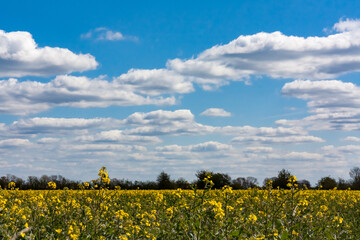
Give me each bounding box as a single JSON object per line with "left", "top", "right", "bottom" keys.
{"left": 0, "top": 171, "right": 359, "bottom": 239}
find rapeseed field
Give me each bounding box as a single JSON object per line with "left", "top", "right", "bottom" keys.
{"left": 1, "top": 168, "right": 359, "bottom": 239}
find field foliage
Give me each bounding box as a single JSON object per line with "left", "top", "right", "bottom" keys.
{"left": 1, "top": 170, "right": 360, "bottom": 239}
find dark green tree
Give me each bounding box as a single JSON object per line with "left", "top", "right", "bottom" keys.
{"left": 317, "top": 176, "right": 337, "bottom": 190}
{"left": 337, "top": 178, "right": 351, "bottom": 190}
{"left": 157, "top": 171, "right": 174, "bottom": 189}
{"left": 195, "top": 170, "right": 231, "bottom": 189}
{"left": 175, "top": 178, "right": 191, "bottom": 189}
{"left": 272, "top": 169, "right": 292, "bottom": 189}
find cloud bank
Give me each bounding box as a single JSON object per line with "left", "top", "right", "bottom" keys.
{"left": 279, "top": 79, "right": 360, "bottom": 131}
{"left": 168, "top": 18, "right": 360, "bottom": 89}
{"left": 0, "top": 76, "right": 177, "bottom": 115}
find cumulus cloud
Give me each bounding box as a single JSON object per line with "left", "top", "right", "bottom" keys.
{"left": 69, "top": 18, "right": 360, "bottom": 95}
{"left": 0, "top": 76, "right": 177, "bottom": 115}
{"left": 156, "top": 141, "right": 232, "bottom": 153}
{"left": 68, "top": 143, "right": 147, "bottom": 152}
{"left": 119, "top": 110, "right": 323, "bottom": 146}
{"left": 5, "top": 19, "right": 360, "bottom": 116}
{"left": 37, "top": 138, "right": 61, "bottom": 144}
{"left": 278, "top": 79, "right": 360, "bottom": 131}
{"left": 200, "top": 108, "right": 231, "bottom": 117}
{"left": 165, "top": 19, "right": 360, "bottom": 89}
{"left": 320, "top": 144, "right": 360, "bottom": 158}
{"left": 190, "top": 141, "right": 232, "bottom": 152}
{"left": 342, "top": 136, "right": 360, "bottom": 142}
{"left": 268, "top": 151, "right": 322, "bottom": 161}
{"left": 0, "top": 110, "right": 323, "bottom": 150}
{"left": 244, "top": 146, "right": 273, "bottom": 153}
{"left": 81, "top": 27, "right": 138, "bottom": 42}
{"left": 217, "top": 125, "right": 305, "bottom": 136}
{"left": 9, "top": 117, "right": 120, "bottom": 134}
{"left": 0, "top": 30, "right": 98, "bottom": 77}
{"left": 122, "top": 109, "right": 215, "bottom": 136}
{"left": 0, "top": 138, "right": 31, "bottom": 148}
{"left": 77, "top": 130, "right": 162, "bottom": 145}
{"left": 115, "top": 69, "right": 194, "bottom": 96}
{"left": 333, "top": 18, "right": 360, "bottom": 32}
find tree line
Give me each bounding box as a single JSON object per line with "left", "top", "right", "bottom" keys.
{"left": 1, "top": 167, "right": 360, "bottom": 190}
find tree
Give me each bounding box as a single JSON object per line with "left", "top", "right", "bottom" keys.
{"left": 157, "top": 171, "right": 174, "bottom": 189}
{"left": 195, "top": 170, "right": 212, "bottom": 189}
{"left": 337, "top": 178, "right": 350, "bottom": 190}
{"left": 195, "top": 170, "right": 231, "bottom": 189}
{"left": 245, "top": 177, "right": 258, "bottom": 188}
{"left": 317, "top": 176, "right": 337, "bottom": 190}
{"left": 272, "top": 169, "right": 292, "bottom": 189}
{"left": 232, "top": 177, "right": 258, "bottom": 189}
{"left": 349, "top": 167, "right": 360, "bottom": 190}
{"left": 175, "top": 178, "right": 191, "bottom": 189}
{"left": 297, "top": 179, "right": 311, "bottom": 189}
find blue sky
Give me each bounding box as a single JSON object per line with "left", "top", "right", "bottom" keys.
{"left": 1, "top": 1, "right": 360, "bottom": 185}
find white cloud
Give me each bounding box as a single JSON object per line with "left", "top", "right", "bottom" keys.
{"left": 268, "top": 151, "right": 322, "bottom": 161}
{"left": 9, "top": 117, "right": 120, "bottom": 134}
{"left": 68, "top": 143, "right": 147, "bottom": 152}
{"left": 244, "top": 146, "right": 273, "bottom": 153}
{"left": 5, "top": 19, "right": 360, "bottom": 116}
{"left": 231, "top": 135, "right": 324, "bottom": 144}
{"left": 0, "top": 138, "right": 31, "bottom": 148}
{"left": 0, "top": 76, "right": 176, "bottom": 115}
{"left": 200, "top": 108, "right": 231, "bottom": 117}
{"left": 37, "top": 138, "right": 61, "bottom": 144}
{"left": 123, "top": 109, "right": 215, "bottom": 136}
{"left": 320, "top": 144, "right": 360, "bottom": 158}
{"left": 0, "top": 110, "right": 322, "bottom": 150}
{"left": 0, "top": 30, "right": 98, "bottom": 77}
{"left": 118, "top": 110, "right": 322, "bottom": 145}
{"left": 77, "top": 130, "right": 162, "bottom": 145}
{"left": 190, "top": 141, "right": 232, "bottom": 152}
{"left": 333, "top": 18, "right": 360, "bottom": 32}
{"left": 115, "top": 69, "right": 194, "bottom": 96}
{"left": 122, "top": 109, "right": 195, "bottom": 126}
{"left": 342, "top": 136, "right": 360, "bottom": 142}
{"left": 81, "top": 27, "right": 138, "bottom": 42}
{"left": 218, "top": 125, "right": 305, "bottom": 136}
{"left": 155, "top": 145, "right": 183, "bottom": 152}
{"left": 155, "top": 141, "right": 232, "bottom": 153}
{"left": 337, "top": 145, "right": 360, "bottom": 153}
{"left": 278, "top": 79, "right": 360, "bottom": 131}
{"left": 166, "top": 19, "right": 360, "bottom": 89}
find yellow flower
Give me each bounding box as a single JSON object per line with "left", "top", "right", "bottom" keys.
{"left": 48, "top": 181, "right": 56, "bottom": 189}
{"left": 288, "top": 175, "right": 297, "bottom": 182}
{"left": 248, "top": 214, "right": 257, "bottom": 222}
{"left": 166, "top": 207, "right": 173, "bottom": 215}
{"left": 8, "top": 182, "right": 16, "bottom": 189}
{"left": 55, "top": 229, "right": 62, "bottom": 234}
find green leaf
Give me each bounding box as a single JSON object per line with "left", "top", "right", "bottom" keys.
{"left": 230, "top": 230, "right": 240, "bottom": 237}
{"left": 281, "top": 231, "right": 289, "bottom": 240}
